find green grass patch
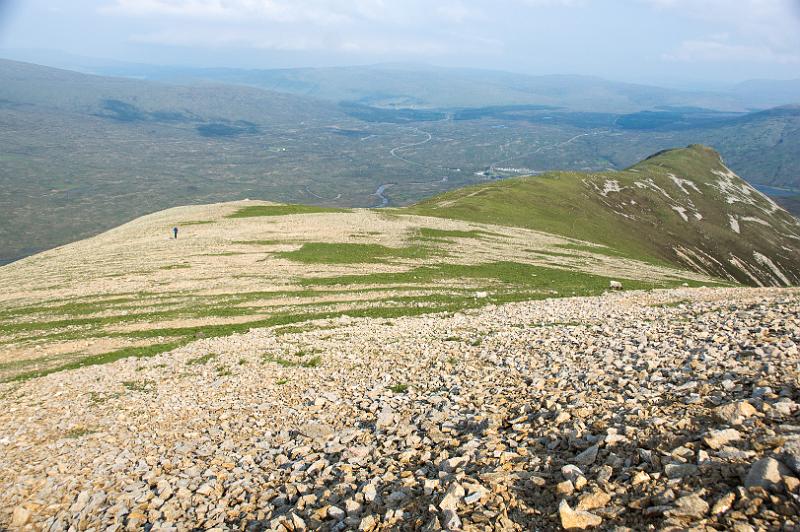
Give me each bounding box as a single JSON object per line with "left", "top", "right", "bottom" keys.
{"left": 555, "top": 243, "right": 628, "bottom": 258}
{"left": 653, "top": 299, "right": 692, "bottom": 308}
{"left": 262, "top": 354, "right": 301, "bottom": 367}
{"left": 180, "top": 220, "right": 214, "bottom": 226}
{"left": 415, "top": 228, "right": 488, "bottom": 240}
{"left": 5, "top": 341, "right": 186, "bottom": 383}
{"left": 122, "top": 379, "right": 155, "bottom": 392}
{"left": 233, "top": 239, "right": 292, "bottom": 246}
{"left": 273, "top": 323, "right": 324, "bottom": 336}
{"left": 63, "top": 427, "right": 95, "bottom": 439}
{"left": 263, "top": 353, "right": 320, "bottom": 368}
{"left": 187, "top": 353, "right": 217, "bottom": 366}
{"left": 302, "top": 261, "right": 672, "bottom": 294}
{"left": 227, "top": 204, "right": 346, "bottom": 218}
{"left": 160, "top": 263, "right": 191, "bottom": 270}
{"left": 301, "top": 356, "right": 321, "bottom": 368}
{"left": 527, "top": 249, "right": 579, "bottom": 258}
{"left": 277, "top": 242, "right": 434, "bottom": 264}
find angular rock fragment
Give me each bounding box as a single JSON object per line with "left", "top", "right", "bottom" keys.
{"left": 559, "top": 499, "right": 602, "bottom": 530}
{"left": 744, "top": 457, "right": 790, "bottom": 490}
{"left": 715, "top": 401, "right": 757, "bottom": 426}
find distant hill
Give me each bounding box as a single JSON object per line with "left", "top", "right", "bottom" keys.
{"left": 90, "top": 63, "right": 750, "bottom": 113}
{"left": 80, "top": 62, "right": 800, "bottom": 113}
{"left": 409, "top": 145, "right": 800, "bottom": 287}
{"left": 1, "top": 58, "right": 798, "bottom": 264}
{"left": 731, "top": 79, "right": 800, "bottom": 109}
{"left": 0, "top": 58, "right": 343, "bottom": 125}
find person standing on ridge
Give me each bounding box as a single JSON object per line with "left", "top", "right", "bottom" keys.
{"left": 172, "top": 226, "right": 178, "bottom": 239}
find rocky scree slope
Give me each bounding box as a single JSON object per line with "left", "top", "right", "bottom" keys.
{"left": 410, "top": 145, "right": 800, "bottom": 287}
{"left": 0, "top": 288, "right": 799, "bottom": 530}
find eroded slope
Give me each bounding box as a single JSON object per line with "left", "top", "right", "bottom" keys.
{"left": 410, "top": 145, "right": 800, "bottom": 286}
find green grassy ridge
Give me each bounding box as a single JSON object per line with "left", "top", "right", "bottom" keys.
{"left": 406, "top": 145, "right": 800, "bottom": 287}
{"left": 0, "top": 296, "right": 147, "bottom": 320}
{"left": 5, "top": 303, "right": 462, "bottom": 382}
{"left": 227, "top": 204, "right": 348, "bottom": 218}
{"left": 2, "top": 284, "right": 474, "bottom": 342}
{"left": 414, "top": 228, "right": 497, "bottom": 240}
{"left": 6, "top": 341, "right": 186, "bottom": 383}
{"left": 0, "top": 287, "right": 353, "bottom": 329}
{"left": 2, "top": 261, "right": 703, "bottom": 381}
{"left": 403, "top": 173, "right": 671, "bottom": 266}
{"left": 7, "top": 288, "right": 484, "bottom": 345}
{"left": 277, "top": 242, "right": 437, "bottom": 264}
{"left": 300, "top": 260, "right": 705, "bottom": 289}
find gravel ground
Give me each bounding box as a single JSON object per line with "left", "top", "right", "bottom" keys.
{"left": 1, "top": 287, "right": 799, "bottom": 531}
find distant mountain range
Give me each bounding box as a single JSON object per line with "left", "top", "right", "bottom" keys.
{"left": 2, "top": 49, "right": 798, "bottom": 113}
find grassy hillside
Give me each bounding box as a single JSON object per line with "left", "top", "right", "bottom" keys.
{"left": 3, "top": 145, "right": 799, "bottom": 383}
{"left": 408, "top": 145, "right": 800, "bottom": 286}
{"left": 0, "top": 200, "right": 715, "bottom": 382}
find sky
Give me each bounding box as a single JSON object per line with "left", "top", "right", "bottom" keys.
{"left": 0, "top": 0, "right": 798, "bottom": 86}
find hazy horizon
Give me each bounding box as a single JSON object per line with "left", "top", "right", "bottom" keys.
{"left": 0, "top": 0, "right": 799, "bottom": 88}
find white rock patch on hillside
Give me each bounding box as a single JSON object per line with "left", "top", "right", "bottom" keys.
{"left": 729, "top": 215, "right": 741, "bottom": 234}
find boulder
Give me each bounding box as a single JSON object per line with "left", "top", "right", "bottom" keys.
{"left": 744, "top": 457, "right": 790, "bottom": 490}
{"left": 559, "top": 500, "right": 602, "bottom": 529}
{"left": 714, "top": 401, "right": 756, "bottom": 426}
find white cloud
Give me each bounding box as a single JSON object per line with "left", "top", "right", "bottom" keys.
{"left": 642, "top": 0, "right": 800, "bottom": 65}
{"left": 640, "top": 0, "right": 800, "bottom": 44}
{"left": 435, "top": 3, "right": 483, "bottom": 23}
{"left": 103, "top": 0, "right": 366, "bottom": 25}
{"left": 518, "top": 0, "right": 585, "bottom": 6}
{"left": 94, "top": 0, "right": 800, "bottom": 72}
{"left": 132, "top": 27, "right": 453, "bottom": 55}
{"left": 103, "top": 0, "right": 498, "bottom": 56}
{"left": 664, "top": 37, "right": 800, "bottom": 64}
{"left": 102, "top": 0, "right": 482, "bottom": 25}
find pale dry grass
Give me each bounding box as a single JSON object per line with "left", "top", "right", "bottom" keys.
{"left": 0, "top": 201, "right": 717, "bottom": 376}
{"left": 0, "top": 200, "right": 708, "bottom": 305}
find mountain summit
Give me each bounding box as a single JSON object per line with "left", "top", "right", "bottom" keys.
{"left": 411, "top": 145, "right": 800, "bottom": 286}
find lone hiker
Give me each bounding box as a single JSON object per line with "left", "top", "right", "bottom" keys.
{"left": 172, "top": 226, "right": 179, "bottom": 239}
